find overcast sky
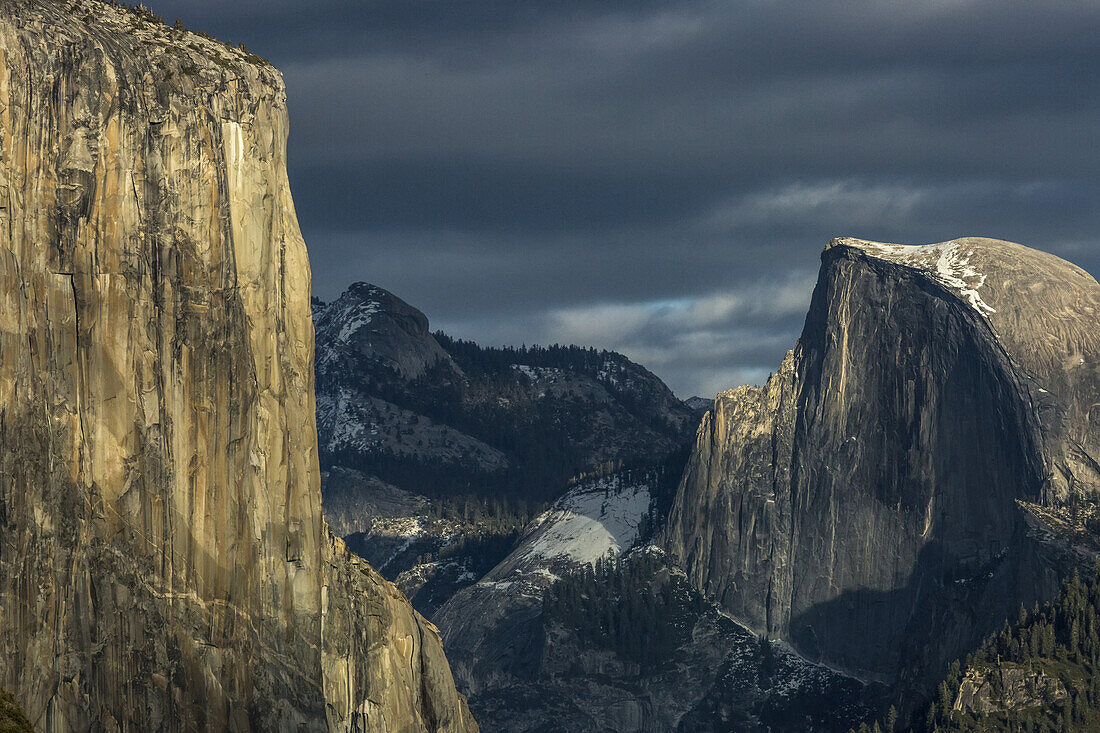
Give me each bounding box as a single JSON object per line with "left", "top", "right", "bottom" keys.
{"left": 148, "top": 0, "right": 1100, "bottom": 398}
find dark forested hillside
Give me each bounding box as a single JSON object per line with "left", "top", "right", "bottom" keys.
{"left": 312, "top": 283, "right": 700, "bottom": 614}
{"left": 543, "top": 552, "right": 708, "bottom": 669}
{"left": 314, "top": 284, "right": 697, "bottom": 507}
{"left": 437, "top": 538, "right": 878, "bottom": 732}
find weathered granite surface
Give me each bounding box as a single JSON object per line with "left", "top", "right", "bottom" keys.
{"left": 0, "top": 1, "right": 476, "bottom": 730}
{"left": 952, "top": 665, "right": 1067, "bottom": 716}
{"left": 665, "top": 237, "right": 1100, "bottom": 693}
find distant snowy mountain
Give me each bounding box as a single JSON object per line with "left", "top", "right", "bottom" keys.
{"left": 684, "top": 395, "right": 713, "bottom": 413}
{"left": 311, "top": 282, "right": 701, "bottom": 614}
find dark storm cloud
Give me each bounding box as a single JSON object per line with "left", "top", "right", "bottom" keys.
{"left": 144, "top": 0, "right": 680, "bottom": 60}
{"left": 289, "top": 159, "right": 723, "bottom": 232}
{"left": 148, "top": 0, "right": 1100, "bottom": 397}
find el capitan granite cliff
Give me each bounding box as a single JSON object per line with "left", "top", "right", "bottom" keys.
{"left": 0, "top": 1, "right": 476, "bottom": 730}
{"left": 665, "top": 237, "right": 1100, "bottom": 701}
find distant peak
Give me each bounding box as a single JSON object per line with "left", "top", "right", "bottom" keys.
{"left": 345, "top": 282, "right": 386, "bottom": 300}
{"left": 340, "top": 283, "right": 416, "bottom": 313}
{"left": 321, "top": 282, "right": 430, "bottom": 342}
{"left": 684, "top": 396, "right": 712, "bottom": 412}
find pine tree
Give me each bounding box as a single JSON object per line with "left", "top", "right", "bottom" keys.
{"left": 938, "top": 680, "right": 953, "bottom": 717}
{"left": 886, "top": 705, "right": 898, "bottom": 733}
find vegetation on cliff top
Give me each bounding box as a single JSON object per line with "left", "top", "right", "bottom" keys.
{"left": 64, "top": 0, "right": 272, "bottom": 69}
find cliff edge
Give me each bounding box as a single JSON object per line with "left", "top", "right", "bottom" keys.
{"left": 0, "top": 1, "right": 476, "bottom": 730}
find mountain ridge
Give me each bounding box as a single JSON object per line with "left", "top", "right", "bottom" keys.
{"left": 312, "top": 280, "right": 700, "bottom": 615}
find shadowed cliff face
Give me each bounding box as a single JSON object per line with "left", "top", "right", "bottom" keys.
{"left": 0, "top": 2, "right": 475, "bottom": 730}
{"left": 665, "top": 237, "right": 1100, "bottom": 693}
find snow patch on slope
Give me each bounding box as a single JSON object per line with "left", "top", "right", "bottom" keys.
{"left": 318, "top": 387, "right": 375, "bottom": 452}
{"left": 314, "top": 288, "right": 384, "bottom": 370}
{"left": 336, "top": 301, "right": 380, "bottom": 343}
{"left": 841, "top": 239, "right": 997, "bottom": 317}
{"left": 517, "top": 476, "right": 651, "bottom": 567}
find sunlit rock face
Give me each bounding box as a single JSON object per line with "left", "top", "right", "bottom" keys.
{"left": 665, "top": 237, "right": 1100, "bottom": 693}
{"left": 0, "top": 2, "right": 475, "bottom": 730}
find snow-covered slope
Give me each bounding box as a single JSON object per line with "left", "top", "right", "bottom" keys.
{"left": 432, "top": 473, "right": 659, "bottom": 688}
{"left": 431, "top": 475, "right": 655, "bottom": 658}
{"left": 498, "top": 476, "right": 651, "bottom": 574}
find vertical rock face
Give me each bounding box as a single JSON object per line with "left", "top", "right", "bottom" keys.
{"left": 665, "top": 237, "right": 1100, "bottom": 691}
{"left": 0, "top": 2, "right": 475, "bottom": 731}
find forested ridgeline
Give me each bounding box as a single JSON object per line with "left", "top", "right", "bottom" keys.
{"left": 434, "top": 335, "right": 620, "bottom": 376}
{"left": 542, "top": 551, "right": 707, "bottom": 668}
{"left": 319, "top": 328, "right": 694, "bottom": 507}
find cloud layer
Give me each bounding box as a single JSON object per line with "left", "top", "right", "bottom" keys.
{"left": 149, "top": 0, "right": 1100, "bottom": 397}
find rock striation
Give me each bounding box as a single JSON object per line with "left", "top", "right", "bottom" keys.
{"left": 665, "top": 237, "right": 1100, "bottom": 693}
{"left": 0, "top": 2, "right": 475, "bottom": 730}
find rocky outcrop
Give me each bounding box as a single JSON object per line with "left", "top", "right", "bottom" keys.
{"left": 314, "top": 283, "right": 458, "bottom": 385}
{"left": 665, "top": 237, "right": 1100, "bottom": 693}
{"left": 322, "top": 467, "right": 429, "bottom": 539}
{"left": 320, "top": 532, "right": 477, "bottom": 731}
{"left": 0, "top": 2, "right": 475, "bottom": 730}
{"left": 952, "top": 666, "right": 1067, "bottom": 715}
